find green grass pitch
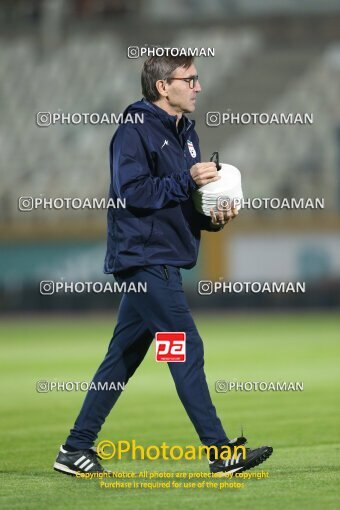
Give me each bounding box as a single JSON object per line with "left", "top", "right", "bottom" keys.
{"left": 0, "top": 313, "right": 339, "bottom": 509}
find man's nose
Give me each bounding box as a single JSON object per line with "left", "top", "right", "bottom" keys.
{"left": 194, "top": 79, "right": 202, "bottom": 93}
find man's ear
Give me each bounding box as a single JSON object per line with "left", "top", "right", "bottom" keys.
{"left": 155, "top": 79, "right": 169, "bottom": 99}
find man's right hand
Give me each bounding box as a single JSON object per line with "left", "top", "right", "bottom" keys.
{"left": 190, "top": 162, "right": 221, "bottom": 187}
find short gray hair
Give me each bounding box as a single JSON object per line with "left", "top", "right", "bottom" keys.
{"left": 141, "top": 56, "right": 194, "bottom": 102}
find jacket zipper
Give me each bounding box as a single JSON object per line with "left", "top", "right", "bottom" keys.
{"left": 163, "top": 265, "right": 169, "bottom": 280}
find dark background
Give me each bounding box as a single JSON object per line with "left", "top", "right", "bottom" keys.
{"left": 1, "top": 0, "right": 340, "bottom": 312}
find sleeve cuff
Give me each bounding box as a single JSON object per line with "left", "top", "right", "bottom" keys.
{"left": 198, "top": 213, "right": 225, "bottom": 232}
{"left": 188, "top": 172, "right": 199, "bottom": 191}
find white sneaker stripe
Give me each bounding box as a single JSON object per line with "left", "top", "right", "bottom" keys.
{"left": 227, "top": 466, "right": 243, "bottom": 474}
{"left": 84, "top": 462, "right": 94, "bottom": 472}
{"left": 74, "top": 455, "right": 86, "bottom": 466}
{"left": 79, "top": 459, "right": 91, "bottom": 469}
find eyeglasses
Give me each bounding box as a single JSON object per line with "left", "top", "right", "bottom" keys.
{"left": 166, "top": 75, "right": 199, "bottom": 89}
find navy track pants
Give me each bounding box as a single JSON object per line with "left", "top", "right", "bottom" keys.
{"left": 66, "top": 265, "right": 228, "bottom": 449}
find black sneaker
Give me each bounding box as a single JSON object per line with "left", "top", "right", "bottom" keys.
{"left": 89, "top": 446, "right": 99, "bottom": 457}
{"left": 53, "top": 445, "right": 108, "bottom": 476}
{"left": 208, "top": 436, "right": 273, "bottom": 477}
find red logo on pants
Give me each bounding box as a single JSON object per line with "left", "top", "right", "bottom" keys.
{"left": 155, "top": 332, "right": 186, "bottom": 362}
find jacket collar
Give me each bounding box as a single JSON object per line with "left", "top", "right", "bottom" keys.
{"left": 142, "top": 98, "right": 195, "bottom": 136}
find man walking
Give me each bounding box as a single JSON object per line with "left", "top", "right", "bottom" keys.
{"left": 54, "top": 55, "right": 272, "bottom": 476}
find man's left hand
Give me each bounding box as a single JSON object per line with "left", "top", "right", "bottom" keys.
{"left": 209, "top": 206, "right": 238, "bottom": 229}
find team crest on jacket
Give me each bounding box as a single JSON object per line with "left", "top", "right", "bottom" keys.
{"left": 187, "top": 140, "right": 196, "bottom": 158}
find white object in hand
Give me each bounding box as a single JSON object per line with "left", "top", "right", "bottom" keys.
{"left": 192, "top": 163, "right": 243, "bottom": 216}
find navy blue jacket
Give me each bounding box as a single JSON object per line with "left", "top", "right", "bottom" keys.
{"left": 104, "top": 98, "right": 216, "bottom": 274}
